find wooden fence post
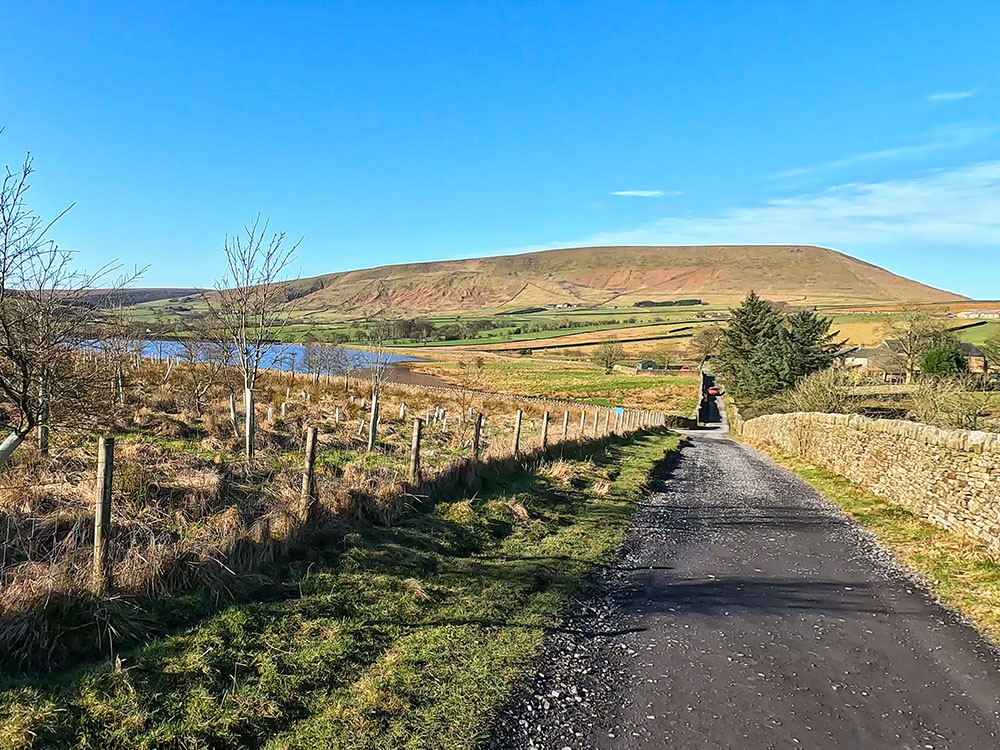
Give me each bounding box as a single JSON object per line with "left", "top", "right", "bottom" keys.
{"left": 602, "top": 409, "right": 610, "bottom": 434}
{"left": 513, "top": 409, "right": 523, "bottom": 458}
{"left": 541, "top": 411, "right": 549, "bottom": 450}
{"left": 592, "top": 410, "right": 598, "bottom": 435}
{"left": 93, "top": 436, "right": 114, "bottom": 594}
{"left": 579, "top": 409, "right": 586, "bottom": 435}
{"left": 281, "top": 401, "right": 287, "bottom": 418}
{"left": 300, "top": 426, "right": 318, "bottom": 520}
{"left": 400, "top": 402, "right": 406, "bottom": 419}
{"left": 473, "top": 412, "right": 483, "bottom": 460}
{"left": 561, "top": 410, "right": 569, "bottom": 441}
{"left": 409, "top": 418, "right": 422, "bottom": 481}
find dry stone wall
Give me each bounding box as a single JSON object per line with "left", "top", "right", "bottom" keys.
{"left": 733, "top": 408, "right": 1000, "bottom": 551}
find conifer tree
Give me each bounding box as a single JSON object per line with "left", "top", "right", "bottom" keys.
{"left": 714, "top": 291, "right": 783, "bottom": 396}
{"left": 783, "top": 309, "right": 842, "bottom": 381}
{"left": 740, "top": 334, "right": 791, "bottom": 399}
{"left": 715, "top": 294, "right": 841, "bottom": 400}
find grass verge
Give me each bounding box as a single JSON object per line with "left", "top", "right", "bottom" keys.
{"left": 764, "top": 451, "right": 1000, "bottom": 642}
{"left": 0, "top": 431, "right": 679, "bottom": 749}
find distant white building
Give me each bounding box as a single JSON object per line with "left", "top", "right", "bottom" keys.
{"left": 956, "top": 310, "right": 1000, "bottom": 319}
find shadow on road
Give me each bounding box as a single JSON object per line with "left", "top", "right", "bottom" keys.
{"left": 631, "top": 576, "right": 897, "bottom": 616}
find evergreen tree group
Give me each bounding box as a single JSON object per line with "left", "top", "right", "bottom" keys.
{"left": 714, "top": 291, "right": 842, "bottom": 400}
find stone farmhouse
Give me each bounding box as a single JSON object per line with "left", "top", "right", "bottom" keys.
{"left": 837, "top": 339, "right": 988, "bottom": 382}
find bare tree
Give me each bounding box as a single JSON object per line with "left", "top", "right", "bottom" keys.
{"left": 909, "top": 374, "right": 996, "bottom": 430}
{"left": 327, "top": 335, "right": 355, "bottom": 393}
{"left": 100, "top": 302, "right": 144, "bottom": 407}
{"left": 455, "top": 355, "right": 485, "bottom": 440}
{"left": 687, "top": 324, "right": 724, "bottom": 369}
{"left": 204, "top": 216, "right": 298, "bottom": 460}
{"left": 302, "top": 343, "right": 325, "bottom": 386}
{"left": 363, "top": 320, "right": 393, "bottom": 452}
{"left": 0, "top": 153, "right": 142, "bottom": 467}
{"left": 878, "top": 309, "right": 947, "bottom": 384}
{"left": 593, "top": 340, "right": 625, "bottom": 374}
{"left": 653, "top": 345, "right": 675, "bottom": 370}
{"left": 177, "top": 333, "right": 232, "bottom": 415}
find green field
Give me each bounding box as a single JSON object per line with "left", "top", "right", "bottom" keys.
{"left": 127, "top": 297, "right": 726, "bottom": 349}
{"left": 125, "top": 291, "right": 997, "bottom": 359}
{"left": 955, "top": 321, "right": 1000, "bottom": 345}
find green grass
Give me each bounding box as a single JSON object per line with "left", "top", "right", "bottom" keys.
{"left": 0, "top": 432, "right": 680, "bottom": 750}
{"left": 125, "top": 297, "right": 723, "bottom": 348}
{"left": 765, "top": 451, "right": 1000, "bottom": 643}
{"left": 955, "top": 321, "right": 1000, "bottom": 345}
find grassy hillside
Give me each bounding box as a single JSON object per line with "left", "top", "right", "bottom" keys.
{"left": 274, "top": 244, "right": 964, "bottom": 314}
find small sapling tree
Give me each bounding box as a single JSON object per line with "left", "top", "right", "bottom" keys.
{"left": 204, "top": 215, "right": 298, "bottom": 461}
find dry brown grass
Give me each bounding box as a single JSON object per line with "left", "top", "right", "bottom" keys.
{"left": 540, "top": 459, "right": 574, "bottom": 484}
{"left": 0, "top": 359, "right": 652, "bottom": 672}
{"left": 505, "top": 502, "right": 531, "bottom": 523}
{"left": 591, "top": 479, "right": 611, "bottom": 496}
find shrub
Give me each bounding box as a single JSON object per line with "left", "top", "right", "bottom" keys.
{"left": 921, "top": 340, "right": 968, "bottom": 375}
{"left": 909, "top": 375, "right": 995, "bottom": 430}
{"left": 787, "top": 368, "right": 859, "bottom": 414}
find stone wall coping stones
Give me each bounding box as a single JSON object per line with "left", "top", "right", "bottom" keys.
{"left": 741, "top": 410, "right": 999, "bottom": 455}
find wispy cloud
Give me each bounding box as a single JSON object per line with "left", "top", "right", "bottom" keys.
{"left": 928, "top": 90, "right": 978, "bottom": 102}
{"left": 504, "top": 162, "right": 1000, "bottom": 253}
{"left": 609, "top": 189, "right": 682, "bottom": 197}
{"left": 772, "top": 123, "right": 995, "bottom": 178}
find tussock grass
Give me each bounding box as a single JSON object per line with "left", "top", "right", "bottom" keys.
{"left": 767, "top": 452, "right": 1000, "bottom": 642}
{"left": 1, "top": 362, "right": 618, "bottom": 674}
{"left": 0, "top": 431, "right": 680, "bottom": 749}
{"left": 538, "top": 459, "right": 574, "bottom": 484}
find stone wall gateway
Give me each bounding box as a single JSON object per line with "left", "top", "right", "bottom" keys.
{"left": 733, "top": 408, "right": 1000, "bottom": 551}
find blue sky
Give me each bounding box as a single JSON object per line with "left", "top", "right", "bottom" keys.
{"left": 1, "top": 1, "right": 998, "bottom": 297}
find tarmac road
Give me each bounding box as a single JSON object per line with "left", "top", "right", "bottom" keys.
{"left": 489, "top": 398, "right": 1000, "bottom": 749}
